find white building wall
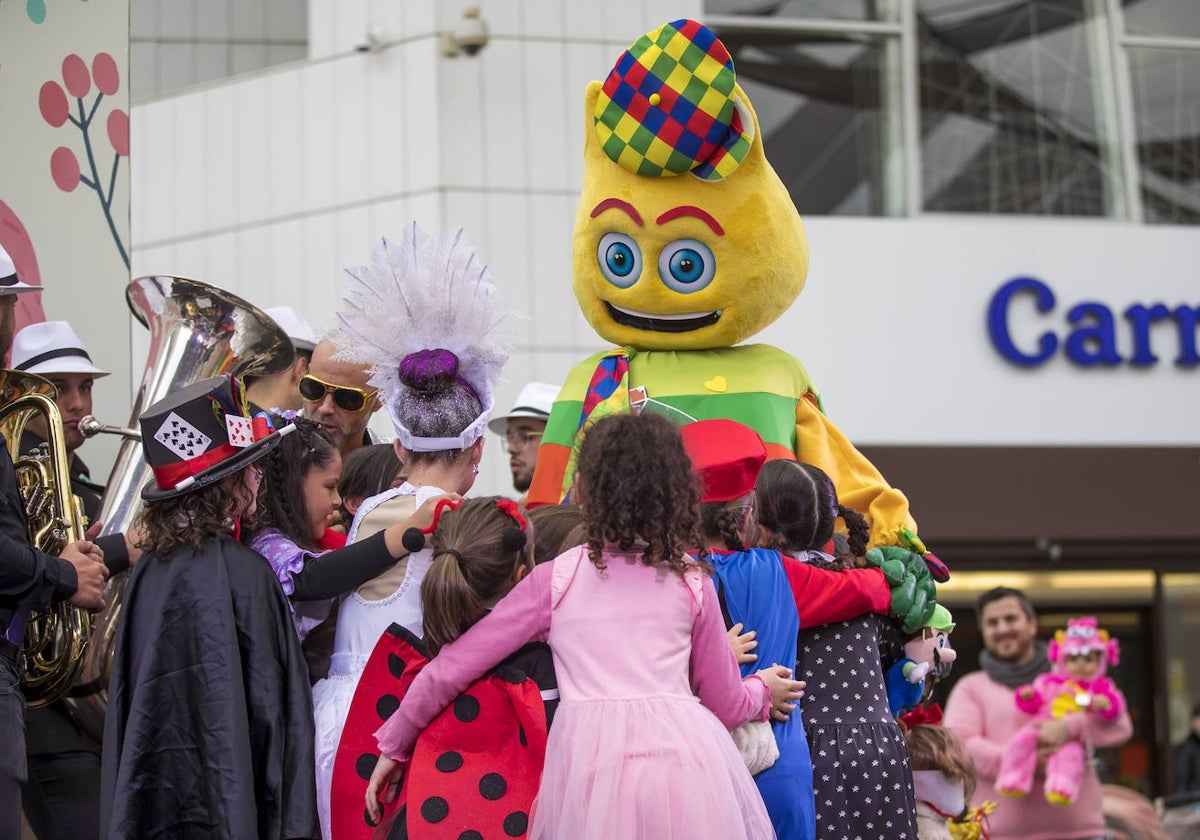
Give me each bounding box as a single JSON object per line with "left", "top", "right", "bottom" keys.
{"left": 129, "top": 0, "right": 1200, "bottom": 495}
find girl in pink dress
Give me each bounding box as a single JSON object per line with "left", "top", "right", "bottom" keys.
{"left": 365, "top": 412, "right": 803, "bottom": 839}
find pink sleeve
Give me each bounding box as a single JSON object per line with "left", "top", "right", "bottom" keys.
{"left": 689, "top": 571, "right": 771, "bottom": 728}
{"left": 1013, "top": 683, "right": 1044, "bottom": 715}
{"left": 374, "top": 560, "right": 554, "bottom": 759}
{"left": 1066, "top": 680, "right": 1131, "bottom": 744}
{"left": 1093, "top": 678, "right": 1125, "bottom": 720}
{"left": 944, "top": 675, "right": 1006, "bottom": 781}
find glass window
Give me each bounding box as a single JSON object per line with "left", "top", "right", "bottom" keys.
{"left": 1126, "top": 48, "right": 1200, "bottom": 224}
{"left": 1163, "top": 575, "right": 1200, "bottom": 766}
{"left": 707, "top": 0, "right": 889, "bottom": 23}
{"left": 1123, "top": 0, "right": 1200, "bottom": 39}
{"left": 917, "top": 0, "right": 1122, "bottom": 216}
{"left": 717, "top": 32, "right": 897, "bottom": 215}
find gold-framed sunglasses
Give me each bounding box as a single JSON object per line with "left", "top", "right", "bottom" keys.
{"left": 298, "top": 374, "right": 379, "bottom": 413}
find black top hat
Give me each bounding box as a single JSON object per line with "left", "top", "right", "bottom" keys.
{"left": 139, "top": 374, "right": 294, "bottom": 501}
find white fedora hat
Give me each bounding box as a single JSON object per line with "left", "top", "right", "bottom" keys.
{"left": 265, "top": 306, "right": 317, "bottom": 353}
{"left": 488, "top": 381, "right": 561, "bottom": 434}
{"left": 0, "top": 243, "right": 43, "bottom": 294}
{"left": 12, "top": 321, "right": 109, "bottom": 377}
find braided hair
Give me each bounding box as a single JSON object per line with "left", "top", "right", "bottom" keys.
{"left": 699, "top": 495, "right": 756, "bottom": 551}
{"left": 251, "top": 417, "right": 339, "bottom": 551}
{"left": 754, "top": 460, "right": 870, "bottom": 560}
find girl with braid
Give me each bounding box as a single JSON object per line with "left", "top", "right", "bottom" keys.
{"left": 685, "top": 420, "right": 938, "bottom": 840}
{"left": 331, "top": 497, "right": 557, "bottom": 839}
{"left": 245, "top": 417, "right": 450, "bottom": 642}
{"left": 755, "top": 459, "right": 924, "bottom": 840}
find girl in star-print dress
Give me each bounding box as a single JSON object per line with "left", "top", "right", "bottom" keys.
{"left": 755, "top": 460, "right": 920, "bottom": 840}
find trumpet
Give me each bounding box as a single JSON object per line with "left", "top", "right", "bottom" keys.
{"left": 78, "top": 415, "right": 141, "bottom": 442}
{"left": 0, "top": 369, "right": 92, "bottom": 708}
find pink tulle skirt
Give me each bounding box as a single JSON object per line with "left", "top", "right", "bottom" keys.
{"left": 532, "top": 694, "right": 775, "bottom": 839}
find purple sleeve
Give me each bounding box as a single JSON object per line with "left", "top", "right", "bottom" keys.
{"left": 689, "top": 572, "right": 771, "bottom": 728}
{"left": 375, "top": 559, "right": 554, "bottom": 759}
{"left": 250, "top": 530, "right": 312, "bottom": 597}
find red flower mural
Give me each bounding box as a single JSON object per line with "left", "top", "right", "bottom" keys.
{"left": 39, "top": 52, "right": 129, "bottom": 268}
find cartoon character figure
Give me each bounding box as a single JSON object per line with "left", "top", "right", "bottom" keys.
{"left": 526, "top": 19, "right": 918, "bottom": 547}
{"left": 995, "top": 616, "right": 1125, "bottom": 806}
{"left": 886, "top": 604, "right": 957, "bottom": 716}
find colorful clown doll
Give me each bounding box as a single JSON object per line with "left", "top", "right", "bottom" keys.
{"left": 527, "top": 18, "right": 917, "bottom": 548}
{"left": 886, "top": 605, "right": 958, "bottom": 717}
{"left": 685, "top": 418, "right": 940, "bottom": 840}
{"left": 995, "top": 616, "right": 1126, "bottom": 806}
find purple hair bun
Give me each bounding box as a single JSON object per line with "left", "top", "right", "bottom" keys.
{"left": 398, "top": 349, "right": 460, "bottom": 394}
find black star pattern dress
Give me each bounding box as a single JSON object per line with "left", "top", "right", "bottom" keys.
{"left": 797, "top": 613, "right": 919, "bottom": 840}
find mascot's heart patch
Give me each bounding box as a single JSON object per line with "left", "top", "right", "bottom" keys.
{"left": 704, "top": 376, "right": 727, "bottom": 393}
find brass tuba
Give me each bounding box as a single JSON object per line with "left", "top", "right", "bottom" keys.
{"left": 0, "top": 369, "right": 92, "bottom": 707}
{"left": 66, "top": 276, "right": 295, "bottom": 740}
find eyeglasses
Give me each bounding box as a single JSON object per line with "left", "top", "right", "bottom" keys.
{"left": 299, "top": 374, "right": 379, "bottom": 413}
{"left": 504, "top": 429, "right": 543, "bottom": 448}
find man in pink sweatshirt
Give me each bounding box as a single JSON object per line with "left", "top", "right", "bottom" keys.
{"left": 944, "top": 587, "right": 1132, "bottom": 839}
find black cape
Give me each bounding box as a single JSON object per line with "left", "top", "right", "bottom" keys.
{"left": 100, "top": 536, "right": 318, "bottom": 839}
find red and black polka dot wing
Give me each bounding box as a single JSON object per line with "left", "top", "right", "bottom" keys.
{"left": 331, "top": 623, "right": 429, "bottom": 840}
{"left": 406, "top": 670, "right": 549, "bottom": 839}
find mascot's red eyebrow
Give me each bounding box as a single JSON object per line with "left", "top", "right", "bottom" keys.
{"left": 656, "top": 206, "right": 724, "bottom": 236}
{"left": 590, "top": 198, "right": 644, "bottom": 226}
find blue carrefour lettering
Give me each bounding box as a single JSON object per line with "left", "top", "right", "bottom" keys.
{"left": 988, "top": 278, "right": 1200, "bottom": 369}
{"left": 987, "top": 276, "right": 1057, "bottom": 366}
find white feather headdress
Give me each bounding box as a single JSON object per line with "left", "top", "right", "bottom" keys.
{"left": 335, "top": 222, "right": 516, "bottom": 450}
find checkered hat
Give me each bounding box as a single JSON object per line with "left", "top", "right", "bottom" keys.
{"left": 594, "top": 19, "right": 753, "bottom": 181}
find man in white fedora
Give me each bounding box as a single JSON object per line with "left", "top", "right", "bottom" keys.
{"left": 244, "top": 305, "right": 319, "bottom": 414}
{"left": 12, "top": 320, "right": 114, "bottom": 523}
{"left": 0, "top": 242, "right": 43, "bottom": 361}
{"left": 489, "top": 381, "right": 560, "bottom": 501}
{"left": 11, "top": 319, "right": 137, "bottom": 840}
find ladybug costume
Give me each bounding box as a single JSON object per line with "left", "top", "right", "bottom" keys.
{"left": 331, "top": 622, "right": 553, "bottom": 840}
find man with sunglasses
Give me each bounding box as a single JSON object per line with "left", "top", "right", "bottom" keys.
{"left": 300, "top": 337, "right": 383, "bottom": 457}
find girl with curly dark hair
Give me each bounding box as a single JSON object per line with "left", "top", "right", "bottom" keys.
{"left": 103, "top": 375, "right": 318, "bottom": 839}
{"left": 366, "top": 412, "right": 804, "bottom": 839}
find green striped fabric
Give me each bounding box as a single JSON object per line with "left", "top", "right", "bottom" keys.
{"left": 543, "top": 344, "right": 818, "bottom": 450}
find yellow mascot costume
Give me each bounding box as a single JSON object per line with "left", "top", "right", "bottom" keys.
{"left": 528, "top": 18, "right": 915, "bottom": 546}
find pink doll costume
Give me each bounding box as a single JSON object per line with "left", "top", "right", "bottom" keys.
{"left": 374, "top": 543, "right": 777, "bottom": 840}
{"left": 995, "top": 616, "right": 1125, "bottom": 806}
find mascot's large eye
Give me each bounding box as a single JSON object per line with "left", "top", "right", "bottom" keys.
{"left": 657, "top": 239, "right": 715, "bottom": 294}
{"left": 597, "top": 233, "right": 642, "bottom": 288}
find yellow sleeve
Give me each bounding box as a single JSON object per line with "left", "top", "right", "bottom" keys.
{"left": 794, "top": 396, "right": 916, "bottom": 548}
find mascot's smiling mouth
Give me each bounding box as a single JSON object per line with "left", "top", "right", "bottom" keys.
{"left": 605, "top": 302, "right": 722, "bottom": 333}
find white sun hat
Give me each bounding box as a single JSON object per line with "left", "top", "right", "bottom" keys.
{"left": 11, "top": 320, "right": 109, "bottom": 377}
